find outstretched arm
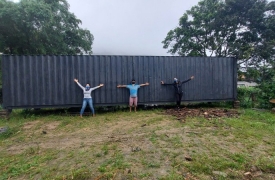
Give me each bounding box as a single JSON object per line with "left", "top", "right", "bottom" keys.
{"left": 117, "top": 84, "right": 127, "bottom": 88}
{"left": 161, "top": 81, "right": 174, "bottom": 85}
{"left": 181, "top": 76, "right": 195, "bottom": 84}
{"left": 91, "top": 84, "right": 104, "bottom": 90}
{"left": 140, "top": 82, "right": 149, "bottom": 87}
{"left": 74, "top": 78, "right": 85, "bottom": 90}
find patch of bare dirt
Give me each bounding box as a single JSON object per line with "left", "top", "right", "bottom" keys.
{"left": 23, "top": 120, "right": 41, "bottom": 129}
{"left": 23, "top": 120, "right": 60, "bottom": 133}
{"left": 6, "top": 116, "right": 162, "bottom": 154}
{"left": 42, "top": 121, "right": 60, "bottom": 130}
{"left": 165, "top": 107, "right": 240, "bottom": 120}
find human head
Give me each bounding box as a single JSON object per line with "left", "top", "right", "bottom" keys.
{"left": 131, "top": 79, "right": 135, "bottom": 84}
{"left": 85, "top": 83, "right": 90, "bottom": 91}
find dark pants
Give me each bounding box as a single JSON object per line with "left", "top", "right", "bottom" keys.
{"left": 175, "top": 93, "right": 183, "bottom": 107}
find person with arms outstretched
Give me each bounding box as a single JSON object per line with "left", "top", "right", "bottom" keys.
{"left": 161, "top": 76, "right": 194, "bottom": 108}
{"left": 117, "top": 79, "right": 149, "bottom": 112}
{"left": 74, "top": 78, "right": 104, "bottom": 117}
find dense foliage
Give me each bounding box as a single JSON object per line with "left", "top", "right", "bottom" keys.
{"left": 257, "top": 68, "right": 275, "bottom": 108}
{"left": 162, "top": 0, "right": 275, "bottom": 67}
{"left": 237, "top": 87, "right": 260, "bottom": 108}
{"left": 0, "top": 0, "right": 93, "bottom": 55}
{"left": 237, "top": 68, "right": 275, "bottom": 109}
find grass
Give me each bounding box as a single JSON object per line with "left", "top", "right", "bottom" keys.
{"left": 0, "top": 108, "right": 275, "bottom": 179}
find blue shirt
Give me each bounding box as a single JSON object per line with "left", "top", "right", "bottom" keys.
{"left": 126, "top": 84, "right": 140, "bottom": 97}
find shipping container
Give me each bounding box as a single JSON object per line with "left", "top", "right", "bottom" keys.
{"left": 2, "top": 55, "right": 237, "bottom": 109}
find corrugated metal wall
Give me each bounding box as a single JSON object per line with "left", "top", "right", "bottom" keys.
{"left": 2, "top": 55, "right": 237, "bottom": 109}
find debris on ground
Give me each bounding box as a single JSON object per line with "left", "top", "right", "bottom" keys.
{"left": 165, "top": 108, "right": 240, "bottom": 120}
{"left": 184, "top": 156, "right": 192, "bottom": 161}
{"left": 0, "top": 126, "right": 8, "bottom": 134}
{"left": 131, "top": 147, "right": 141, "bottom": 152}
{"left": 244, "top": 172, "right": 252, "bottom": 176}
{"left": 213, "top": 171, "right": 228, "bottom": 178}
{"left": 141, "top": 124, "right": 147, "bottom": 127}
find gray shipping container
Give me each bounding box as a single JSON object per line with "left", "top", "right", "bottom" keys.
{"left": 2, "top": 55, "right": 237, "bottom": 109}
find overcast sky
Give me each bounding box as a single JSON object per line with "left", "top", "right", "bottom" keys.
{"left": 11, "top": 0, "right": 201, "bottom": 55}
{"left": 66, "top": 0, "right": 200, "bottom": 56}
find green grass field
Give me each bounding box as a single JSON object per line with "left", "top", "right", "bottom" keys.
{"left": 0, "top": 108, "right": 274, "bottom": 180}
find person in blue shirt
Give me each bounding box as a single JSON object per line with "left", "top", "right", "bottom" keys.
{"left": 117, "top": 79, "right": 149, "bottom": 112}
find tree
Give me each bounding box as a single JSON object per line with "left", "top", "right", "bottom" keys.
{"left": 221, "top": 0, "right": 275, "bottom": 66}
{"left": 162, "top": 0, "right": 224, "bottom": 56}
{"left": 162, "top": 0, "right": 275, "bottom": 67}
{"left": 0, "top": 0, "right": 94, "bottom": 55}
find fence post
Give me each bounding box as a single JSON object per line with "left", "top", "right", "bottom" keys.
{"left": 233, "top": 100, "right": 240, "bottom": 109}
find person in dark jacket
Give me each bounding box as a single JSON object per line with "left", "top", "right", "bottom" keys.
{"left": 161, "top": 76, "right": 194, "bottom": 108}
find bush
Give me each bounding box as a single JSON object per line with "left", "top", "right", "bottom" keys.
{"left": 257, "top": 81, "right": 275, "bottom": 109}
{"left": 237, "top": 84, "right": 275, "bottom": 109}
{"left": 237, "top": 87, "right": 260, "bottom": 108}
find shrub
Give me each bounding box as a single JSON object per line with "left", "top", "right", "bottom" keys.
{"left": 237, "top": 87, "right": 260, "bottom": 108}
{"left": 257, "top": 81, "right": 275, "bottom": 109}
